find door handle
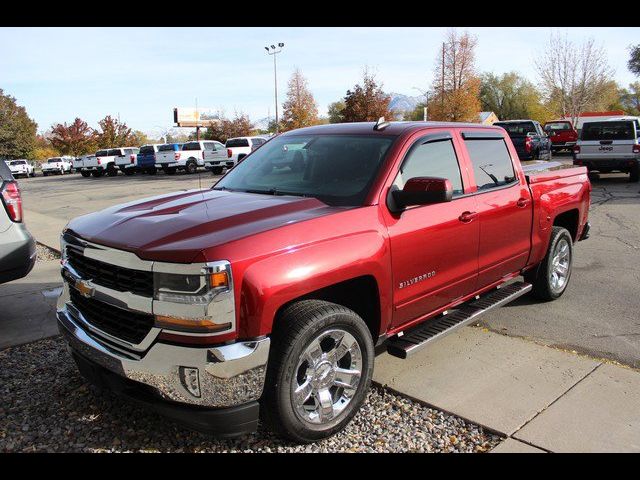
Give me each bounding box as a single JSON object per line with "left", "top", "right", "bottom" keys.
{"left": 516, "top": 198, "right": 530, "bottom": 208}
{"left": 458, "top": 211, "right": 478, "bottom": 223}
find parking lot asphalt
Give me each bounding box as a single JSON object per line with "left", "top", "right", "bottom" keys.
{"left": 12, "top": 155, "right": 640, "bottom": 369}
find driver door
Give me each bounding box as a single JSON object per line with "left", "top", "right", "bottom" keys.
{"left": 384, "top": 132, "right": 480, "bottom": 329}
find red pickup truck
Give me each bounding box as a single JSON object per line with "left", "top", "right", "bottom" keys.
{"left": 543, "top": 120, "right": 579, "bottom": 152}
{"left": 56, "top": 121, "right": 591, "bottom": 442}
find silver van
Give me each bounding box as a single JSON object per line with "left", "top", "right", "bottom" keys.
{"left": 573, "top": 117, "right": 640, "bottom": 182}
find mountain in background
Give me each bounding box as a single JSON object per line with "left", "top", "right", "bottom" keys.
{"left": 388, "top": 92, "right": 426, "bottom": 117}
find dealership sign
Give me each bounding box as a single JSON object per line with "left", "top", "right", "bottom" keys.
{"left": 173, "top": 108, "right": 221, "bottom": 127}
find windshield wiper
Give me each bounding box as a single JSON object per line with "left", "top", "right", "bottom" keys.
{"left": 243, "top": 188, "right": 309, "bottom": 197}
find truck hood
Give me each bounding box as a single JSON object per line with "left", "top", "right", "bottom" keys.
{"left": 66, "top": 188, "right": 340, "bottom": 262}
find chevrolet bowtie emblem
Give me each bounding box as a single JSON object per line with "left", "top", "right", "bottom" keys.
{"left": 75, "top": 279, "right": 95, "bottom": 299}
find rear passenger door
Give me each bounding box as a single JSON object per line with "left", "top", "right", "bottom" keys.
{"left": 385, "top": 131, "right": 480, "bottom": 328}
{"left": 460, "top": 131, "right": 532, "bottom": 288}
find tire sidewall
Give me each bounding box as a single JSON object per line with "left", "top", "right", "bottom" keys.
{"left": 544, "top": 228, "right": 573, "bottom": 299}
{"left": 272, "top": 310, "right": 374, "bottom": 442}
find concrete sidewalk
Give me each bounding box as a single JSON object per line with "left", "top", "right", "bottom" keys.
{"left": 373, "top": 326, "right": 640, "bottom": 452}
{"left": 0, "top": 259, "right": 61, "bottom": 349}
{"left": 24, "top": 209, "right": 65, "bottom": 252}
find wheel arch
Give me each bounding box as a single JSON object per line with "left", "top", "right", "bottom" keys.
{"left": 552, "top": 209, "right": 580, "bottom": 241}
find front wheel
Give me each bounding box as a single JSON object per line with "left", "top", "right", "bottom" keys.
{"left": 524, "top": 226, "right": 573, "bottom": 301}
{"left": 262, "top": 300, "right": 374, "bottom": 443}
{"left": 185, "top": 159, "right": 197, "bottom": 174}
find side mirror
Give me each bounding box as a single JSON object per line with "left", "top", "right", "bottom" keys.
{"left": 527, "top": 132, "right": 537, "bottom": 137}
{"left": 390, "top": 176, "right": 453, "bottom": 212}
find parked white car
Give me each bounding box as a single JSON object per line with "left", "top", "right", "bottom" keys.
{"left": 6, "top": 159, "right": 35, "bottom": 178}
{"left": 225, "top": 136, "right": 268, "bottom": 165}
{"left": 156, "top": 140, "right": 216, "bottom": 174}
{"left": 202, "top": 141, "right": 230, "bottom": 174}
{"left": 41, "top": 157, "right": 73, "bottom": 176}
{"left": 114, "top": 147, "right": 141, "bottom": 175}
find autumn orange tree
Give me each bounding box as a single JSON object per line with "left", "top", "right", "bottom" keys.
{"left": 204, "top": 111, "right": 254, "bottom": 143}
{"left": 341, "top": 69, "right": 393, "bottom": 122}
{"left": 429, "top": 29, "right": 481, "bottom": 122}
{"left": 281, "top": 68, "right": 319, "bottom": 131}
{"left": 95, "top": 115, "right": 134, "bottom": 148}
{"left": 49, "top": 118, "right": 97, "bottom": 155}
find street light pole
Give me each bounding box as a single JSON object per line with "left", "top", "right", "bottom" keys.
{"left": 265, "top": 43, "right": 285, "bottom": 134}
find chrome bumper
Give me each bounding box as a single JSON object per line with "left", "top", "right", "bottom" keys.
{"left": 57, "top": 302, "right": 270, "bottom": 408}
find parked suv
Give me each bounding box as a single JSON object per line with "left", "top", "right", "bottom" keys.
{"left": 57, "top": 121, "right": 591, "bottom": 441}
{"left": 225, "top": 136, "right": 268, "bottom": 165}
{"left": 494, "top": 120, "right": 552, "bottom": 161}
{"left": 41, "top": 157, "right": 73, "bottom": 176}
{"left": 0, "top": 160, "right": 36, "bottom": 284}
{"left": 6, "top": 159, "right": 35, "bottom": 178}
{"left": 573, "top": 117, "right": 640, "bottom": 182}
{"left": 543, "top": 120, "right": 578, "bottom": 153}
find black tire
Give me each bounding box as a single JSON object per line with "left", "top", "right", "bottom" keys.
{"left": 146, "top": 167, "right": 157, "bottom": 175}
{"left": 211, "top": 166, "right": 223, "bottom": 175}
{"left": 91, "top": 170, "right": 104, "bottom": 177}
{"left": 106, "top": 164, "right": 118, "bottom": 177}
{"left": 123, "top": 168, "right": 135, "bottom": 176}
{"left": 629, "top": 166, "right": 639, "bottom": 182}
{"left": 524, "top": 226, "right": 573, "bottom": 301}
{"left": 81, "top": 171, "right": 91, "bottom": 178}
{"left": 43, "top": 172, "right": 48, "bottom": 177}
{"left": 185, "top": 159, "right": 197, "bottom": 174}
{"left": 163, "top": 166, "right": 177, "bottom": 175}
{"left": 262, "top": 300, "right": 374, "bottom": 443}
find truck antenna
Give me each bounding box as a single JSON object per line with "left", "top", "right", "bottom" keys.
{"left": 373, "top": 117, "right": 390, "bottom": 131}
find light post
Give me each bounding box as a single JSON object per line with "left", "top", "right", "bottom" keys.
{"left": 412, "top": 87, "right": 432, "bottom": 121}
{"left": 265, "top": 43, "right": 285, "bottom": 134}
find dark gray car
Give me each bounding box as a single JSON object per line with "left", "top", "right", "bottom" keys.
{"left": 0, "top": 160, "right": 36, "bottom": 283}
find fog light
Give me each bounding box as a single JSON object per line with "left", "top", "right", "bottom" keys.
{"left": 179, "top": 367, "right": 201, "bottom": 398}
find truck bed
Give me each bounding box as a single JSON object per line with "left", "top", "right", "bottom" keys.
{"left": 521, "top": 160, "right": 587, "bottom": 183}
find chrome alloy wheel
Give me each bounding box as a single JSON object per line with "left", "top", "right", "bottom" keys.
{"left": 549, "top": 238, "right": 571, "bottom": 293}
{"left": 292, "top": 329, "right": 362, "bottom": 425}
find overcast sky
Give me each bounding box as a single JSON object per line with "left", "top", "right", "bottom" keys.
{"left": 1, "top": 27, "right": 638, "bottom": 137}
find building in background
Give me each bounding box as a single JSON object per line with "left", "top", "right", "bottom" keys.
{"left": 478, "top": 111, "right": 499, "bottom": 125}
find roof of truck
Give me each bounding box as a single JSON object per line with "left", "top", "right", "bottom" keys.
{"left": 282, "top": 121, "right": 501, "bottom": 136}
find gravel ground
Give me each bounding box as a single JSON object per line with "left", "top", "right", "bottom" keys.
{"left": 0, "top": 337, "right": 501, "bottom": 453}
{"left": 36, "top": 243, "right": 60, "bottom": 262}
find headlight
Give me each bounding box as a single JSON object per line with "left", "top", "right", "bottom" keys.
{"left": 154, "top": 269, "right": 229, "bottom": 304}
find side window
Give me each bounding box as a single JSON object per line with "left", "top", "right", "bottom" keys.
{"left": 205, "top": 143, "right": 215, "bottom": 151}
{"left": 464, "top": 139, "right": 516, "bottom": 191}
{"left": 394, "top": 139, "right": 464, "bottom": 196}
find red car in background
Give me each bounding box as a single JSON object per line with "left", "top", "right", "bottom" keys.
{"left": 543, "top": 120, "right": 579, "bottom": 152}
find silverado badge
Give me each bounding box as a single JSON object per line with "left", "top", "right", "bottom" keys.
{"left": 74, "top": 279, "right": 95, "bottom": 299}
{"left": 398, "top": 271, "right": 436, "bottom": 289}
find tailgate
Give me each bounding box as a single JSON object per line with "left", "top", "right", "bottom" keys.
{"left": 156, "top": 151, "right": 175, "bottom": 164}
{"left": 578, "top": 140, "right": 637, "bottom": 160}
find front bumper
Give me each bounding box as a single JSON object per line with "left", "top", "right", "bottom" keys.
{"left": 57, "top": 300, "right": 270, "bottom": 409}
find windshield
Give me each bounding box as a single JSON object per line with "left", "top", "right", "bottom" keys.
{"left": 494, "top": 122, "right": 537, "bottom": 136}
{"left": 213, "top": 134, "right": 395, "bottom": 207}
{"left": 226, "top": 138, "right": 250, "bottom": 148}
{"left": 581, "top": 121, "right": 636, "bottom": 141}
{"left": 544, "top": 122, "right": 572, "bottom": 132}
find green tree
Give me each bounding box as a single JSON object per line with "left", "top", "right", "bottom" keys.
{"left": 49, "top": 118, "right": 97, "bottom": 156}
{"left": 480, "top": 72, "right": 543, "bottom": 120}
{"left": 342, "top": 69, "right": 393, "bottom": 122}
{"left": 95, "top": 115, "right": 133, "bottom": 148}
{"left": 0, "top": 89, "right": 38, "bottom": 159}
{"left": 403, "top": 103, "right": 427, "bottom": 121}
{"left": 327, "top": 101, "right": 346, "bottom": 123}
{"left": 629, "top": 45, "right": 640, "bottom": 76}
{"left": 281, "top": 68, "right": 319, "bottom": 131}
{"left": 620, "top": 82, "right": 640, "bottom": 116}
{"left": 130, "top": 130, "right": 150, "bottom": 146}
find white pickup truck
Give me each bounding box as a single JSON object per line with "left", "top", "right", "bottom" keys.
{"left": 156, "top": 140, "right": 215, "bottom": 174}
{"left": 114, "top": 147, "right": 141, "bottom": 175}
{"left": 6, "top": 159, "right": 35, "bottom": 178}
{"left": 201, "top": 140, "right": 229, "bottom": 174}
{"left": 225, "top": 136, "right": 268, "bottom": 166}
{"left": 41, "top": 157, "right": 73, "bottom": 176}
{"left": 85, "top": 148, "right": 136, "bottom": 177}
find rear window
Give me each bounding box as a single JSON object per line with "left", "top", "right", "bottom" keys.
{"left": 182, "top": 142, "right": 202, "bottom": 151}
{"left": 158, "top": 144, "right": 178, "bottom": 152}
{"left": 96, "top": 150, "right": 108, "bottom": 156}
{"left": 581, "top": 121, "right": 636, "bottom": 141}
{"left": 464, "top": 139, "right": 517, "bottom": 191}
{"left": 139, "top": 146, "right": 155, "bottom": 155}
{"left": 47, "top": 158, "right": 62, "bottom": 163}
{"left": 9, "top": 160, "right": 26, "bottom": 165}
{"left": 108, "top": 149, "right": 123, "bottom": 156}
{"left": 544, "top": 122, "right": 572, "bottom": 131}
{"left": 226, "top": 138, "right": 250, "bottom": 148}
{"left": 494, "top": 122, "right": 537, "bottom": 136}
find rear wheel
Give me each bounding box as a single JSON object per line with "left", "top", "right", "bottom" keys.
{"left": 524, "top": 226, "right": 573, "bottom": 301}
{"left": 185, "top": 159, "right": 197, "bottom": 174}
{"left": 106, "top": 164, "right": 117, "bottom": 177}
{"left": 81, "top": 171, "right": 91, "bottom": 178}
{"left": 91, "top": 170, "right": 104, "bottom": 177}
{"left": 211, "top": 166, "right": 223, "bottom": 175}
{"left": 262, "top": 300, "right": 374, "bottom": 442}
